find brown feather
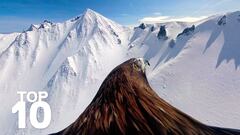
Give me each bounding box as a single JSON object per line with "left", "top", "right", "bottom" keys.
{"left": 51, "top": 58, "right": 240, "bottom": 135}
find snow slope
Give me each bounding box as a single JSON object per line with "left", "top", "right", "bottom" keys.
{"left": 0, "top": 9, "right": 130, "bottom": 135}
{"left": 0, "top": 33, "right": 20, "bottom": 54}
{"left": 0, "top": 9, "right": 240, "bottom": 135}
{"left": 149, "top": 11, "right": 240, "bottom": 129}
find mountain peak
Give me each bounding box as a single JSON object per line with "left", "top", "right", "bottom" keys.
{"left": 70, "top": 9, "right": 100, "bottom": 22}
{"left": 77, "top": 8, "right": 104, "bottom": 23}
{"left": 85, "top": 8, "right": 95, "bottom": 13}
{"left": 78, "top": 8, "right": 123, "bottom": 29}
{"left": 83, "top": 8, "right": 99, "bottom": 17}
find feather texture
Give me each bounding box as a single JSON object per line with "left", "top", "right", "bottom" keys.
{"left": 51, "top": 58, "right": 240, "bottom": 135}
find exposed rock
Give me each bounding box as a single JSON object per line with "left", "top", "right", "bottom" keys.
{"left": 117, "top": 39, "right": 121, "bottom": 44}
{"left": 71, "top": 16, "right": 81, "bottom": 22}
{"left": 157, "top": 25, "right": 168, "bottom": 40}
{"left": 43, "top": 20, "right": 53, "bottom": 25}
{"left": 177, "top": 25, "right": 195, "bottom": 37}
{"left": 218, "top": 15, "right": 227, "bottom": 25}
{"left": 111, "top": 30, "right": 119, "bottom": 37}
{"left": 150, "top": 26, "right": 155, "bottom": 32}
{"left": 60, "top": 61, "right": 77, "bottom": 78}
{"left": 138, "top": 23, "right": 146, "bottom": 29}
{"left": 169, "top": 39, "right": 176, "bottom": 48}
{"left": 27, "top": 24, "right": 38, "bottom": 31}
{"left": 39, "top": 20, "right": 53, "bottom": 29}
{"left": 38, "top": 24, "right": 45, "bottom": 29}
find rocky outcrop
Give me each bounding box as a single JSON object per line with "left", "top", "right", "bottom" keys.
{"left": 150, "top": 26, "right": 155, "bottom": 32}
{"left": 157, "top": 25, "right": 168, "bottom": 40}
{"left": 218, "top": 15, "right": 227, "bottom": 25}
{"left": 177, "top": 25, "right": 195, "bottom": 37}
{"left": 169, "top": 39, "right": 176, "bottom": 48}
{"left": 138, "top": 23, "right": 146, "bottom": 29}
{"left": 27, "top": 24, "right": 38, "bottom": 31}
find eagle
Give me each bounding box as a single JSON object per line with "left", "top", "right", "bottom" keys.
{"left": 51, "top": 58, "right": 240, "bottom": 135}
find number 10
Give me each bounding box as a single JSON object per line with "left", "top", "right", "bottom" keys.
{"left": 12, "top": 101, "right": 51, "bottom": 129}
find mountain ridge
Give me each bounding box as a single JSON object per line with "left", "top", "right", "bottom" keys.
{"left": 0, "top": 9, "right": 240, "bottom": 135}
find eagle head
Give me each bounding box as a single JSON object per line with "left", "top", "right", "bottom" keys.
{"left": 132, "top": 58, "right": 150, "bottom": 73}
{"left": 110, "top": 58, "right": 151, "bottom": 84}
{"left": 121, "top": 58, "right": 150, "bottom": 75}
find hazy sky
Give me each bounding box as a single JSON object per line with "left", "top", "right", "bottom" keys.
{"left": 0, "top": 0, "right": 239, "bottom": 33}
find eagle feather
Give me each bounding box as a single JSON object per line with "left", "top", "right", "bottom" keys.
{"left": 51, "top": 58, "right": 240, "bottom": 135}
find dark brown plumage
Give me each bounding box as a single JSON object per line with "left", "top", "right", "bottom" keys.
{"left": 51, "top": 58, "right": 240, "bottom": 135}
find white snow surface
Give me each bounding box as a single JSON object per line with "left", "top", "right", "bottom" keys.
{"left": 0, "top": 9, "right": 240, "bottom": 134}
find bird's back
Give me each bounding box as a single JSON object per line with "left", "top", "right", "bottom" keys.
{"left": 50, "top": 59, "right": 240, "bottom": 135}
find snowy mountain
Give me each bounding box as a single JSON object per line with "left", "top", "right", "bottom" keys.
{"left": 0, "top": 32, "right": 20, "bottom": 54}
{"left": 149, "top": 11, "right": 240, "bottom": 129}
{"left": 0, "top": 9, "right": 240, "bottom": 135}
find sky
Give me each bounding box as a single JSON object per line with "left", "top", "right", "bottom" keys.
{"left": 0, "top": 0, "right": 239, "bottom": 33}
